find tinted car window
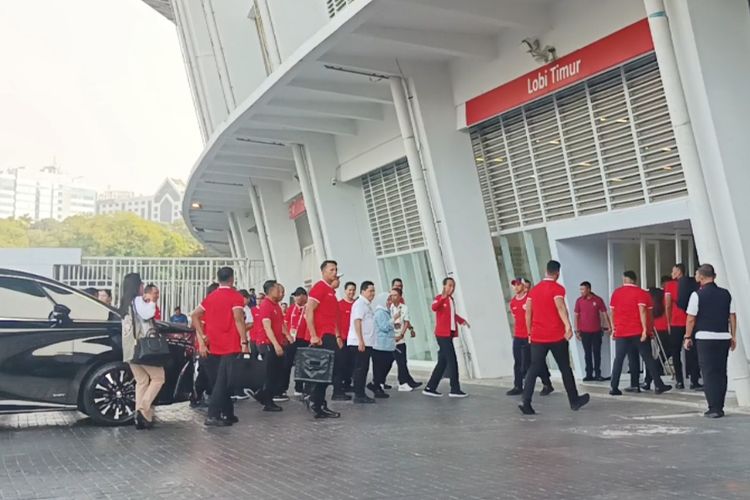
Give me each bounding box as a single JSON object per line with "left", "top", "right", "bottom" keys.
{"left": 42, "top": 284, "right": 113, "bottom": 321}
{"left": 0, "top": 277, "right": 54, "bottom": 320}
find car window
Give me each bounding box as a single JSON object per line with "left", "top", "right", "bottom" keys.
{"left": 0, "top": 277, "right": 55, "bottom": 320}
{"left": 42, "top": 283, "right": 113, "bottom": 322}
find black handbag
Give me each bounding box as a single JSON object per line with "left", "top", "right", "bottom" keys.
{"left": 294, "top": 347, "right": 335, "bottom": 384}
{"left": 131, "top": 302, "right": 171, "bottom": 367}
{"left": 231, "top": 351, "right": 267, "bottom": 392}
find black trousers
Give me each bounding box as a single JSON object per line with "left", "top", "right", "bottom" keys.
{"left": 340, "top": 342, "right": 355, "bottom": 389}
{"left": 426, "top": 337, "right": 461, "bottom": 393}
{"left": 206, "top": 354, "right": 235, "bottom": 419}
{"left": 310, "top": 334, "right": 337, "bottom": 408}
{"left": 697, "top": 339, "right": 731, "bottom": 412}
{"left": 285, "top": 339, "right": 309, "bottom": 394}
{"left": 668, "top": 327, "right": 687, "bottom": 384}
{"left": 644, "top": 331, "right": 669, "bottom": 386}
{"left": 522, "top": 341, "right": 579, "bottom": 406}
{"left": 351, "top": 345, "right": 372, "bottom": 397}
{"left": 255, "top": 345, "right": 285, "bottom": 405}
{"left": 512, "top": 337, "right": 552, "bottom": 389}
{"left": 394, "top": 343, "right": 416, "bottom": 385}
{"left": 580, "top": 331, "right": 603, "bottom": 378}
{"left": 685, "top": 335, "right": 701, "bottom": 385}
{"left": 611, "top": 336, "right": 666, "bottom": 391}
{"left": 372, "top": 350, "right": 394, "bottom": 386}
{"left": 192, "top": 357, "right": 211, "bottom": 402}
{"left": 332, "top": 341, "right": 349, "bottom": 395}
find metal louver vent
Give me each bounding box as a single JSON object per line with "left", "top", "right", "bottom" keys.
{"left": 326, "top": 0, "right": 354, "bottom": 18}
{"left": 470, "top": 53, "right": 687, "bottom": 234}
{"left": 362, "top": 158, "right": 425, "bottom": 257}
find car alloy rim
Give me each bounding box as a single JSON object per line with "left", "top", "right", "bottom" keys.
{"left": 93, "top": 367, "right": 135, "bottom": 421}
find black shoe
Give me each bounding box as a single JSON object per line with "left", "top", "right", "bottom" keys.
{"left": 518, "top": 403, "right": 536, "bottom": 415}
{"left": 383, "top": 383, "right": 393, "bottom": 390}
{"left": 331, "top": 393, "right": 352, "bottom": 401}
{"left": 506, "top": 387, "right": 523, "bottom": 396}
{"left": 273, "top": 393, "right": 290, "bottom": 403}
{"left": 373, "top": 389, "right": 390, "bottom": 399}
{"left": 676, "top": 382, "right": 685, "bottom": 389}
{"left": 690, "top": 383, "right": 704, "bottom": 391}
{"left": 135, "top": 410, "right": 147, "bottom": 430}
{"left": 609, "top": 388, "right": 623, "bottom": 396}
{"left": 641, "top": 383, "right": 651, "bottom": 391}
{"left": 449, "top": 390, "right": 468, "bottom": 398}
{"left": 320, "top": 405, "right": 341, "bottom": 418}
{"left": 409, "top": 381, "right": 423, "bottom": 389}
{"left": 221, "top": 415, "right": 239, "bottom": 425}
{"left": 582, "top": 376, "right": 594, "bottom": 382}
{"left": 353, "top": 395, "right": 376, "bottom": 404}
{"left": 571, "top": 394, "right": 590, "bottom": 411}
{"left": 263, "top": 402, "right": 283, "bottom": 412}
{"left": 422, "top": 388, "right": 442, "bottom": 397}
{"left": 624, "top": 386, "right": 640, "bottom": 393}
{"left": 594, "top": 376, "right": 609, "bottom": 382}
{"left": 655, "top": 384, "right": 672, "bottom": 395}
{"left": 540, "top": 385, "right": 554, "bottom": 396}
{"left": 342, "top": 385, "right": 354, "bottom": 394}
{"left": 704, "top": 409, "right": 724, "bottom": 418}
{"left": 204, "top": 417, "right": 230, "bottom": 427}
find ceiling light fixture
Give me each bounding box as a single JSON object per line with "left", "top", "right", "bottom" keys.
{"left": 191, "top": 202, "right": 202, "bottom": 209}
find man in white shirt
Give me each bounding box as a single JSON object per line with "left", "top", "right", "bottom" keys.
{"left": 684, "top": 264, "right": 736, "bottom": 418}
{"left": 347, "top": 281, "right": 376, "bottom": 404}
{"left": 389, "top": 287, "right": 421, "bottom": 391}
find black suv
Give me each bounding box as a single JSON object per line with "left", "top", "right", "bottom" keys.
{"left": 0, "top": 269, "right": 195, "bottom": 426}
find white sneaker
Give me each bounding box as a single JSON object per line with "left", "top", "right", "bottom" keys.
{"left": 293, "top": 391, "right": 302, "bottom": 397}
{"left": 398, "top": 383, "right": 414, "bottom": 392}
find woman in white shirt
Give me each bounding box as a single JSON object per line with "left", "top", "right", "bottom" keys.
{"left": 120, "top": 272, "right": 165, "bottom": 430}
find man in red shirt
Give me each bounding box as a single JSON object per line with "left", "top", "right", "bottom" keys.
{"left": 191, "top": 267, "right": 248, "bottom": 427}
{"left": 254, "top": 280, "right": 289, "bottom": 412}
{"left": 335, "top": 281, "right": 357, "bottom": 396}
{"left": 284, "top": 287, "right": 310, "bottom": 397}
{"left": 507, "top": 278, "right": 554, "bottom": 396}
{"left": 304, "top": 260, "right": 342, "bottom": 418}
{"left": 574, "top": 281, "right": 612, "bottom": 381}
{"left": 665, "top": 263, "right": 701, "bottom": 389}
{"left": 609, "top": 270, "right": 672, "bottom": 396}
{"left": 519, "top": 260, "right": 589, "bottom": 415}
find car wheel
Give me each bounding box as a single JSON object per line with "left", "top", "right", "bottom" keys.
{"left": 81, "top": 362, "right": 136, "bottom": 426}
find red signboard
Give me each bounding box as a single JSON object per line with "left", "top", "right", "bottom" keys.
{"left": 465, "top": 19, "right": 654, "bottom": 127}
{"left": 288, "top": 197, "right": 306, "bottom": 220}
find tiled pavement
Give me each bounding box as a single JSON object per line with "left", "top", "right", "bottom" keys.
{"left": 1, "top": 377, "right": 749, "bottom": 500}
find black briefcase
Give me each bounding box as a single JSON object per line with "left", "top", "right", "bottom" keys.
{"left": 231, "top": 352, "right": 266, "bottom": 392}
{"left": 294, "top": 347, "right": 335, "bottom": 384}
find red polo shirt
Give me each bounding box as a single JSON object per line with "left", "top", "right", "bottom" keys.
{"left": 199, "top": 286, "right": 244, "bottom": 355}
{"left": 308, "top": 280, "right": 338, "bottom": 337}
{"left": 509, "top": 294, "right": 529, "bottom": 339}
{"left": 664, "top": 280, "right": 687, "bottom": 327}
{"left": 257, "top": 298, "right": 285, "bottom": 346}
{"left": 285, "top": 303, "right": 310, "bottom": 342}
{"left": 249, "top": 305, "right": 263, "bottom": 344}
{"left": 574, "top": 294, "right": 606, "bottom": 333}
{"left": 610, "top": 284, "right": 650, "bottom": 338}
{"left": 527, "top": 279, "right": 567, "bottom": 344}
{"left": 338, "top": 299, "right": 354, "bottom": 341}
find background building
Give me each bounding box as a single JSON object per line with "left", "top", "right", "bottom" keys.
{"left": 96, "top": 177, "right": 185, "bottom": 223}
{"left": 0, "top": 166, "right": 96, "bottom": 221}
{"left": 144, "top": 0, "right": 750, "bottom": 402}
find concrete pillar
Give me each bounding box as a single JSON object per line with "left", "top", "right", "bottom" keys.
{"left": 292, "top": 144, "right": 327, "bottom": 261}
{"left": 405, "top": 63, "right": 512, "bottom": 379}
{"left": 248, "top": 184, "right": 275, "bottom": 280}
{"left": 654, "top": 0, "right": 750, "bottom": 405}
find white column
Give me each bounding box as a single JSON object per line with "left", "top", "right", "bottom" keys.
{"left": 291, "top": 144, "right": 327, "bottom": 261}
{"left": 646, "top": 0, "right": 750, "bottom": 406}
{"left": 248, "top": 184, "right": 275, "bottom": 280}
{"left": 254, "top": 0, "right": 282, "bottom": 70}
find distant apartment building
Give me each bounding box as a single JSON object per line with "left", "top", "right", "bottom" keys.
{"left": 0, "top": 166, "right": 96, "bottom": 221}
{"left": 96, "top": 178, "right": 185, "bottom": 224}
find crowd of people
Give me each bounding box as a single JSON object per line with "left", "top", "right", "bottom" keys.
{"left": 117, "top": 255, "right": 737, "bottom": 428}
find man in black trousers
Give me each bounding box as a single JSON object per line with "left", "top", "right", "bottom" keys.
{"left": 685, "top": 264, "right": 736, "bottom": 418}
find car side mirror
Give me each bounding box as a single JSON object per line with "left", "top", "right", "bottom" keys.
{"left": 50, "top": 304, "right": 72, "bottom": 324}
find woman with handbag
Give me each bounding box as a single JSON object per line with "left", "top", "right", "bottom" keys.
{"left": 120, "top": 272, "right": 165, "bottom": 430}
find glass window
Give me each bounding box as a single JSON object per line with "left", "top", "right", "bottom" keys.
{"left": 42, "top": 283, "right": 113, "bottom": 321}
{"left": 0, "top": 277, "right": 54, "bottom": 319}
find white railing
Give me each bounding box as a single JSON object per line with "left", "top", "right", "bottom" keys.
{"left": 54, "top": 257, "right": 266, "bottom": 317}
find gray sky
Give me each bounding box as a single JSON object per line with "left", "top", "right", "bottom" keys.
{"left": 0, "top": 0, "right": 202, "bottom": 194}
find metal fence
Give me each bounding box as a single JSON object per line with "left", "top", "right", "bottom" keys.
{"left": 54, "top": 257, "right": 266, "bottom": 317}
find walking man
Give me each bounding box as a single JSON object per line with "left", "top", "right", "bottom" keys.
{"left": 285, "top": 287, "right": 310, "bottom": 397}
{"left": 255, "top": 280, "right": 288, "bottom": 412}
{"left": 423, "top": 277, "right": 469, "bottom": 398}
{"left": 191, "top": 267, "right": 248, "bottom": 426}
{"left": 609, "top": 271, "right": 672, "bottom": 396}
{"left": 337, "top": 281, "right": 357, "bottom": 394}
{"left": 349, "top": 281, "right": 377, "bottom": 403}
{"left": 519, "top": 260, "right": 589, "bottom": 415}
{"left": 390, "top": 287, "right": 421, "bottom": 391}
{"left": 305, "top": 260, "right": 342, "bottom": 419}
{"left": 575, "top": 281, "right": 612, "bottom": 381}
{"left": 507, "top": 278, "right": 554, "bottom": 396}
{"left": 665, "top": 263, "right": 701, "bottom": 389}
{"left": 685, "top": 264, "right": 736, "bottom": 418}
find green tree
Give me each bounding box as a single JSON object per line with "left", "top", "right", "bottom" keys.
{"left": 0, "top": 218, "right": 29, "bottom": 247}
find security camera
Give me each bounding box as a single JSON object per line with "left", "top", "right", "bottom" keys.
{"left": 330, "top": 177, "right": 337, "bottom": 186}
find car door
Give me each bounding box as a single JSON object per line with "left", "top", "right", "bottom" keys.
{"left": 0, "top": 276, "right": 80, "bottom": 412}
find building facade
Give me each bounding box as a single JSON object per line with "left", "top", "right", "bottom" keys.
{"left": 0, "top": 166, "right": 96, "bottom": 221}
{"left": 96, "top": 177, "right": 185, "bottom": 223}
{"left": 145, "top": 0, "right": 750, "bottom": 401}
